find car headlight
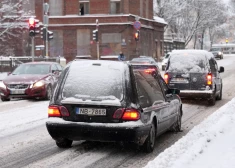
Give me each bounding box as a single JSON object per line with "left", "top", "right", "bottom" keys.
{"left": 0, "top": 81, "right": 6, "bottom": 89}
{"left": 33, "top": 81, "right": 45, "bottom": 87}
{"left": 218, "top": 52, "right": 222, "bottom": 55}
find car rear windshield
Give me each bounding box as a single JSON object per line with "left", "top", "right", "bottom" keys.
{"left": 167, "top": 53, "right": 207, "bottom": 73}
{"left": 210, "top": 48, "right": 220, "bottom": 51}
{"left": 131, "top": 58, "right": 151, "bottom": 63}
{"left": 62, "top": 62, "right": 124, "bottom": 101}
{"left": 12, "top": 64, "right": 50, "bottom": 75}
{"left": 132, "top": 65, "right": 158, "bottom": 71}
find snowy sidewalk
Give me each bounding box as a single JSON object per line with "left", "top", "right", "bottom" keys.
{"left": 0, "top": 72, "right": 7, "bottom": 81}
{"left": 145, "top": 97, "right": 235, "bottom": 168}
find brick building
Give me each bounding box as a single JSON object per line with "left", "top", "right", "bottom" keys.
{"left": 35, "top": 0, "right": 166, "bottom": 62}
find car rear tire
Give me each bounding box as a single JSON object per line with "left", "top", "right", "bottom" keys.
{"left": 142, "top": 121, "right": 156, "bottom": 153}
{"left": 208, "top": 90, "right": 216, "bottom": 106}
{"left": 216, "top": 87, "right": 222, "bottom": 100}
{"left": 171, "top": 108, "right": 182, "bottom": 132}
{"left": 1, "top": 97, "right": 10, "bottom": 101}
{"left": 45, "top": 85, "right": 52, "bottom": 100}
{"left": 56, "top": 138, "right": 73, "bottom": 148}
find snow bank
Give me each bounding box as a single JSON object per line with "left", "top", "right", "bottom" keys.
{"left": 145, "top": 97, "right": 235, "bottom": 168}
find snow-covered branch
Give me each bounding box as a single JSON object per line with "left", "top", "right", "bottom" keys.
{"left": 154, "top": 0, "right": 228, "bottom": 47}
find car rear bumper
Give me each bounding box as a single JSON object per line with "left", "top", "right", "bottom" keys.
{"left": 46, "top": 118, "right": 151, "bottom": 145}
{"left": 214, "top": 55, "right": 222, "bottom": 58}
{"left": 180, "top": 90, "right": 213, "bottom": 99}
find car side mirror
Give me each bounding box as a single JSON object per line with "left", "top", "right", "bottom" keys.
{"left": 219, "top": 66, "right": 224, "bottom": 73}
{"left": 7, "top": 72, "right": 11, "bottom": 76}
{"left": 52, "top": 70, "right": 59, "bottom": 75}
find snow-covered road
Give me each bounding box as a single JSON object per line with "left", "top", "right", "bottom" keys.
{"left": 0, "top": 55, "right": 235, "bottom": 168}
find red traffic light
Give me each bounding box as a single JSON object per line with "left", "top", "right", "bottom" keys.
{"left": 135, "top": 31, "right": 140, "bottom": 41}
{"left": 29, "top": 18, "right": 35, "bottom": 25}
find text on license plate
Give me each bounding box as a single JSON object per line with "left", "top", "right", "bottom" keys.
{"left": 171, "top": 78, "right": 188, "bottom": 83}
{"left": 10, "top": 89, "right": 25, "bottom": 94}
{"left": 76, "top": 108, "right": 106, "bottom": 116}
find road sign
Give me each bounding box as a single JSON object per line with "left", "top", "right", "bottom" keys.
{"left": 133, "top": 21, "right": 141, "bottom": 30}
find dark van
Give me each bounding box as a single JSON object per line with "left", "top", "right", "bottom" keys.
{"left": 164, "top": 50, "right": 224, "bottom": 105}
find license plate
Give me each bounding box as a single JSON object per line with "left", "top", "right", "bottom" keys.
{"left": 76, "top": 108, "right": 106, "bottom": 116}
{"left": 10, "top": 89, "right": 25, "bottom": 94}
{"left": 171, "top": 78, "right": 188, "bottom": 83}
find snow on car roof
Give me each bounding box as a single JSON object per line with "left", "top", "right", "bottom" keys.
{"left": 62, "top": 60, "right": 127, "bottom": 101}
{"left": 170, "top": 49, "right": 214, "bottom": 59}
{"left": 167, "top": 50, "right": 209, "bottom": 73}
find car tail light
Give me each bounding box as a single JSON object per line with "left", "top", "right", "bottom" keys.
{"left": 113, "top": 108, "right": 140, "bottom": 121}
{"left": 164, "top": 73, "right": 169, "bottom": 84}
{"left": 207, "top": 73, "right": 212, "bottom": 85}
{"left": 48, "top": 105, "right": 70, "bottom": 117}
{"left": 145, "top": 68, "right": 156, "bottom": 73}
{"left": 59, "top": 106, "right": 70, "bottom": 117}
{"left": 113, "top": 108, "right": 125, "bottom": 119}
{"left": 122, "top": 108, "right": 140, "bottom": 121}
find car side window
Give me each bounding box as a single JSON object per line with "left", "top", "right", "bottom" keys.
{"left": 134, "top": 72, "right": 151, "bottom": 108}
{"left": 158, "top": 75, "right": 169, "bottom": 94}
{"left": 51, "top": 64, "right": 58, "bottom": 73}
{"left": 134, "top": 70, "right": 165, "bottom": 107}
{"left": 56, "top": 64, "right": 63, "bottom": 71}
{"left": 209, "top": 59, "right": 217, "bottom": 73}
{"left": 214, "top": 61, "right": 218, "bottom": 71}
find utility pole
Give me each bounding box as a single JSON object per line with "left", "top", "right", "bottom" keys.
{"left": 96, "top": 19, "right": 99, "bottom": 60}
{"left": 31, "top": 37, "right": 35, "bottom": 61}
{"left": 43, "top": 3, "right": 49, "bottom": 57}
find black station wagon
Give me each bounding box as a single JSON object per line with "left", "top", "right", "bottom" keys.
{"left": 46, "top": 60, "right": 182, "bottom": 153}
{"left": 164, "top": 50, "right": 224, "bottom": 105}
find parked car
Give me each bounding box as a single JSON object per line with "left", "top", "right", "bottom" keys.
{"left": 161, "top": 52, "right": 171, "bottom": 71}
{"left": 46, "top": 60, "right": 182, "bottom": 153}
{"left": 209, "top": 48, "right": 223, "bottom": 59}
{"left": 130, "top": 56, "right": 160, "bottom": 71}
{"left": 164, "top": 50, "right": 224, "bottom": 105}
{"left": 0, "top": 62, "right": 63, "bottom": 101}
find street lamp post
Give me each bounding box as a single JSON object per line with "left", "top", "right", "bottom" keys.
{"left": 43, "top": 3, "right": 49, "bottom": 57}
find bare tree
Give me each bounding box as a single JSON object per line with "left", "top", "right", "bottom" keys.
{"left": 0, "top": 0, "right": 32, "bottom": 56}
{"left": 154, "top": 0, "right": 228, "bottom": 48}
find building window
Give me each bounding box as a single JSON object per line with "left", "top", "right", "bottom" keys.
{"left": 110, "top": 0, "right": 121, "bottom": 14}
{"left": 49, "top": 0, "right": 63, "bottom": 16}
{"left": 80, "top": 0, "right": 89, "bottom": 15}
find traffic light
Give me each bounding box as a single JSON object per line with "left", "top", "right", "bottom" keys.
{"left": 226, "top": 38, "right": 228, "bottom": 44}
{"left": 47, "top": 30, "right": 53, "bottom": 40}
{"left": 41, "top": 27, "right": 46, "bottom": 40}
{"left": 41, "top": 27, "right": 53, "bottom": 41}
{"left": 135, "top": 30, "right": 140, "bottom": 41}
{"left": 28, "top": 18, "right": 39, "bottom": 37}
{"left": 28, "top": 18, "right": 35, "bottom": 36}
{"left": 92, "top": 29, "right": 98, "bottom": 42}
